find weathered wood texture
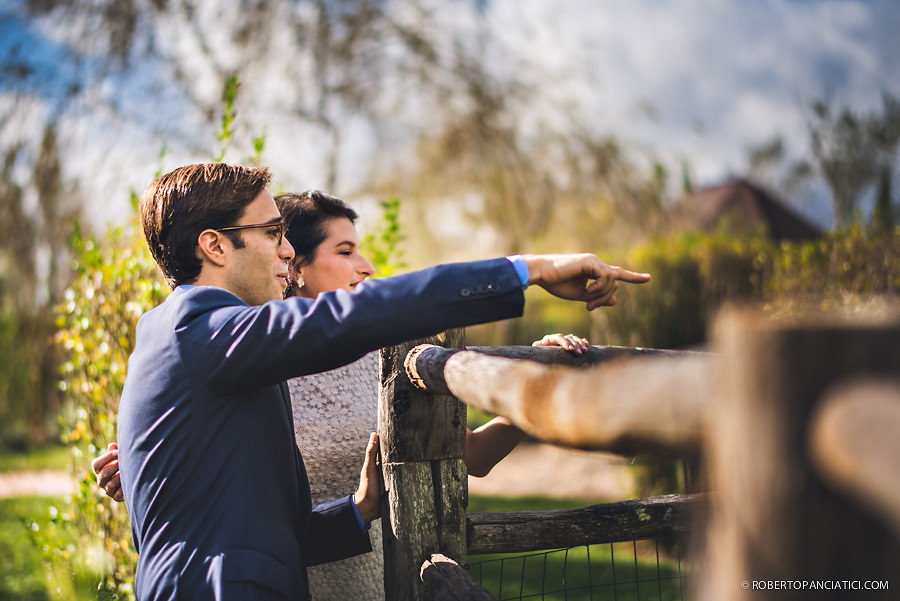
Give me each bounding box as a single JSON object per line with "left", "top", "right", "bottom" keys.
{"left": 466, "top": 344, "right": 701, "bottom": 366}
{"left": 380, "top": 330, "right": 467, "bottom": 463}
{"left": 406, "top": 344, "right": 711, "bottom": 454}
{"left": 379, "top": 329, "right": 470, "bottom": 601}
{"left": 700, "top": 310, "right": 900, "bottom": 601}
{"left": 467, "top": 494, "right": 703, "bottom": 555}
{"left": 809, "top": 378, "right": 900, "bottom": 538}
{"left": 419, "top": 554, "right": 496, "bottom": 601}
{"left": 381, "top": 460, "right": 469, "bottom": 600}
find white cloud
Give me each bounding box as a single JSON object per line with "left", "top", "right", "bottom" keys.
{"left": 469, "top": 0, "right": 898, "bottom": 223}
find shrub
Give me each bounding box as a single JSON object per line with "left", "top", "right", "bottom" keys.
{"left": 604, "top": 225, "right": 773, "bottom": 350}
{"left": 766, "top": 222, "right": 900, "bottom": 307}
{"left": 54, "top": 213, "right": 168, "bottom": 598}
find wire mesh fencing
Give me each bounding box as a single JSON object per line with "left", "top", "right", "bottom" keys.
{"left": 467, "top": 537, "right": 689, "bottom": 601}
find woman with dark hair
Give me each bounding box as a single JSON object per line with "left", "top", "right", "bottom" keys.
{"left": 276, "top": 190, "right": 587, "bottom": 599}
{"left": 93, "top": 189, "right": 589, "bottom": 600}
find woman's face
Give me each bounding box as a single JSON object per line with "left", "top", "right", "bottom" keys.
{"left": 291, "top": 216, "right": 375, "bottom": 298}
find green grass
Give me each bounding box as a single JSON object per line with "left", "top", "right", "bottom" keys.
{"left": 0, "top": 445, "right": 71, "bottom": 473}
{"left": 468, "top": 494, "right": 592, "bottom": 513}
{"left": 0, "top": 496, "right": 99, "bottom": 601}
{"left": 0, "top": 464, "right": 686, "bottom": 600}
{"left": 466, "top": 495, "right": 688, "bottom": 601}
{"left": 0, "top": 496, "right": 52, "bottom": 600}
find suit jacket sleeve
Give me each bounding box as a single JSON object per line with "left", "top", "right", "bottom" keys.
{"left": 302, "top": 493, "right": 373, "bottom": 566}
{"left": 174, "top": 257, "right": 524, "bottom": 394}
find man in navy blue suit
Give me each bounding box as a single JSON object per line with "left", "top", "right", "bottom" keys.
{"left": 116, "top": 162, "right": 650, "bottom": 600}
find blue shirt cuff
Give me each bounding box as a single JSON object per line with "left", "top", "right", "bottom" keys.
{"left": 506, "top": 255, "right": 530, "bottom": 289}
{"left": 351, "top": 494, "right": 371, "bottom": 533}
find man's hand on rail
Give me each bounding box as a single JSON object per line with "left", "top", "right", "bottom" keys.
{"left": 522, "top": 253, "right": 651, "bottom": 310}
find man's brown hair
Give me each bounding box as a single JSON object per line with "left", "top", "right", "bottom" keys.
{"left": 140, "top": 163, "right": 272, "bottom": 289}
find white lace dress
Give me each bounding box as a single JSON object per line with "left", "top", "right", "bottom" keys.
{"left": 289, "top": 352, "right": 384, "bottom": 601}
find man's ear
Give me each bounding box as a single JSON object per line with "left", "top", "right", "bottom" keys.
{"left": 196, "top": 229, "right": 228, "bottom": 267}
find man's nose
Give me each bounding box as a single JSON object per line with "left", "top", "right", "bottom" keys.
{"left": 279, "top": 237, "right": 295, "bottom": 262}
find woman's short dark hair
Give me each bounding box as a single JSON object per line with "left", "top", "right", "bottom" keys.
{"left": 275, "top": 190, "right": 358, "bottom": 267}
{"left": 140, "top": 163, "right": 272, "bottom": 289}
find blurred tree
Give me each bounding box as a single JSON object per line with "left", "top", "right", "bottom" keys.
{"left": 873, "top": 164, "right": 896, "bottom": 230}
{"left": 807, "top": 92, "right": 900, "bottom": 228}
{"left": 378, "top": 54, "right": 667, "bottom": 262}
{"left": 0, "top": 124, "right": 81, "bottom": 447}
{"left": 746, "top": 136, "right": 814, "bottom": 199}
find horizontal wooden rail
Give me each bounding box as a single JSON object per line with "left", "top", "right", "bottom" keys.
{"left": 464, "top": 344, "right": 699, "bottom": 366}
{"left": 419, "top": 554, "right": 495, "bottom": 601}
{"left": 809, "top": 377, "right": 900, "bottom": 537}
{"left": 466, "top": 493, "right": 704, "bottom": 555}
{"left": 405, "top": 344, "right": 711, "bottom": 454}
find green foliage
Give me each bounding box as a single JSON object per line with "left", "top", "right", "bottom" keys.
{"left": 0, "top": 495, "right": 100, "bottom": 600}
{"left": 215, "top": 75, "right": 240, "bottom": 162}
{"left": 608, "top": 222, "right": 900, "bottom": 353}
{"left": 53, "top": 220, "right": 168, "bottom": 599}
{"left": 767, "top": 222, "right": 900, "bottom": 305}
{"left": 361, "top": 196, "right": 407, "bottom": 277}
{"left": 604, "top": 225, "right": 773, "bottom": 349}
{"left": 250, "top": 127, "right": 267, "bottom": 165}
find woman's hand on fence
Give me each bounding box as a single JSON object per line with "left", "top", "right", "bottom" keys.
{"left": 533, "top": 333, "right": 590, "bottom": 356}
{"left": 91, "top": 442, "right": 124, "bottom": 503}
{"left": 354, "top": 432, "right": 382, "bottom": 524}
{"left": 522, "top": 253, "right": 650, "bottom": 310}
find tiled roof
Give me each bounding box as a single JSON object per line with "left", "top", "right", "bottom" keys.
{"left": 673, "top": 179, "right": 822, "bottom": 241}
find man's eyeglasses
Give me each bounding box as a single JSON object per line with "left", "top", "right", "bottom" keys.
{"left": 216, "top": 220, "right": 286, "bottom": 245}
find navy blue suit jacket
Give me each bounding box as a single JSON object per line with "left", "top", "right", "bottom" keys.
{"left": 117, "top": 258, "right": 525, "bottom": 600}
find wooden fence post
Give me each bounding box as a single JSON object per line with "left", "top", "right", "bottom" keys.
{"left": 420, "top": 554, "right": 496, "bottom": 601}
{"left": 809, "top": 378, "right": 900, "bottom": 538}
{"left": 700, "top": 309, "right": 900, "bottom": 601}
{"left": 378, "top": 329, "right": 469, "bottom": 601}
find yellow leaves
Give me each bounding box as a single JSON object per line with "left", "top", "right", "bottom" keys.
{"left": 53, "top": 220, "right": 152, "bottom": 598}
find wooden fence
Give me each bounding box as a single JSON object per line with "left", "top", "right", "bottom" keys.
{"left": 376, "top": 309, "right": 900, "bottom": 600}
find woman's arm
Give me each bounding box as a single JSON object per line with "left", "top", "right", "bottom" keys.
{"left": 463, "top": 333, "right": 589, "bottom": 476}
{"left": 464, "top": 417, "right": 526, "bottom": 477}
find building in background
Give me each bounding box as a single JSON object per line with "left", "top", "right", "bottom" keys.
{"left": 670, "top": 179, "right": 822, "bottom": 242}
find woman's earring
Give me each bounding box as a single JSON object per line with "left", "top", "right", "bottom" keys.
{"left": 295, "top": 275, "right": 305, "bottom": 289}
